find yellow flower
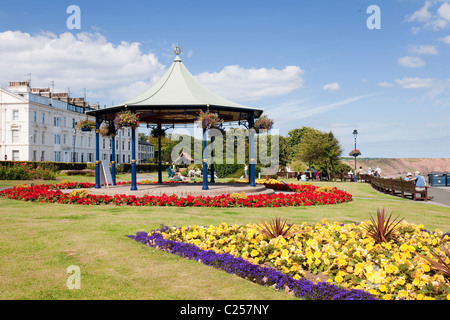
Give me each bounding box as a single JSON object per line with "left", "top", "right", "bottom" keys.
{"left": 335, "top": 275, "right": 344, "bottom": 283}
{"left": 416, "top": 293, "right": 424, "bottom": 300}
{"left": 379, "top": 284, "right": 387, "bottom": 293}
{"left": 422, "top": 263, "right": 431, "bottom": 272}
{"left": 382, "top": 294, "right": 392, "bottom": 300}
{"left": 398, "top": 290, "right": 408, "bottom": 299}
{"left": 251, "top": 249, "right": 259, "bottom": 257}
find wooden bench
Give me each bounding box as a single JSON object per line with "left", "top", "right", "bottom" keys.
{"left": 370, "top": 176, "right": 429, "bottom": 201}
{"left": 337, "top": 173, "right": 354, "bottom": 181}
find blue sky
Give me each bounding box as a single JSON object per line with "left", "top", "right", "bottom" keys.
{"left": 0, "top": 0, "right": 449, "bottom": 158}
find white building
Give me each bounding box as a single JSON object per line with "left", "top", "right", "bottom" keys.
{"left": 138, "top": 140, "right": 155, "bottom": 163}
{"left": 0, "top": 81, "right": 136, "bottom": 164}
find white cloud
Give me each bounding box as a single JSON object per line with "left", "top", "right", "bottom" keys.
{"left": 395, "top": 77, "right": 434, "bottom": 89}
{"left": 405, "top": 1, "right": 449, "bottom": 31}
{"left": 408, "top": 44, "right": 437, "bottom": 55}
{"left": 265, "top": 94, "right": 373, "bottom": 124}
{"left": 195, "top": 65, "right": 304, "bottom": 102}
{"left": 441, "top": 35, "right": 450, "bottom": 44}
{"left": 0, "top": 30, "right": 166, "bottom": 104}
{"left": 397, "top": 56, "right": 426, "bottom": 68}
{"left": 438, "top": 2, "right": 450, "bottom": 21}
{"left": 405, "top": 1, "right": 433, "bottom": 23}
{"left": 322, "top": 82, "right": 341, "bottom": 91}
{"left": 378, "top": 81, "right": 395, "bottom": 88}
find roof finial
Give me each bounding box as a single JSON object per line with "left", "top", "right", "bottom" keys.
{"left": 174, "top": 45, "right": 181, "bottom": 56}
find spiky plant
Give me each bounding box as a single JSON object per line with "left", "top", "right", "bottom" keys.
{"left": 255, "top": 217, "right": 300, "bottom": 239}
{"left": 363, "top": 208, "right": 403, "bottom": 243}
{"left": 418, "top": 245, "right": 450, "bottom": 279}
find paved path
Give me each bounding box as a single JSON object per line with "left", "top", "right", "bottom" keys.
{"left": 428, "top": 187, "right": 450, "bottom": 207}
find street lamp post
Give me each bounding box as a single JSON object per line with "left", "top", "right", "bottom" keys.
{"left": 353, "top": 129, "right": 358, "bottom": 182}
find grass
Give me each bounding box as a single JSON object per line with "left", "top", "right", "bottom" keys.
{"left": 0, "top": 174, "right": 449, "bottom": 299}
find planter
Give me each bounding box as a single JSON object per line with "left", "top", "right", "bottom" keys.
{"left": 254, "top": 115, "right": 273, "bottom": 133}
{"left": 114, "top": 111, "right": 139, "bottom": 130}
{"left": 197, "top": 111, "right": 223, "bottom": 129}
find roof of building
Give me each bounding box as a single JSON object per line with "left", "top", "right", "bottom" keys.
{"left": 86, "top": 47, "right": 263, "bottom": 124}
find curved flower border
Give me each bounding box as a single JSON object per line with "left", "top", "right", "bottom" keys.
{"left": 0, "top": 181, "right": 352, "bottom": 207}
{"left": 128, "top": 226, "right": 376, "bottom": 300}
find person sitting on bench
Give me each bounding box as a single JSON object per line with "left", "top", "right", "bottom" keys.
{"left": 412, "top": 171, "right": 426, "bottom": 191}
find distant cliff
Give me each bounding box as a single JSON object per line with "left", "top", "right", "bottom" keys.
{"left": 341, "top": 158, "right": 450, "bottom": 178}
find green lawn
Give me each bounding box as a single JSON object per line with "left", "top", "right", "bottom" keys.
{"left": 0, "top": 175, "right": 449, "bottom": 299}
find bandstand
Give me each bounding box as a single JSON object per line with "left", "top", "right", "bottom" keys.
{"left": 86, "top": 47, "right": 264, "bottom": 191}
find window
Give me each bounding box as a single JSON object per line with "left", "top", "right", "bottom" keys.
{"left": 80, "top": 136, "right": 83, "bottom": 147}
{"left": 102, "top": 138, "right": 105, "bottom": 149}
{"left": 12, "top": 130, "right": 19, "bottom": 143}
{"left": 12, "top": 150, "right": 19, "bottom": 161}
{"left": 88, "top": 137, "right": 91, "bottom": 148}
{"left": 32, "top": 150, "right": 37, "bottom": 161}
{"left": 12, "top": 110, "right": 19, "bottom": 121}
{"left": 41, "top": 133, "right": 45, "bottom": 145}
{"left": 41, "top": 151, "right": 45, "bottom": 161}
{"left": 54, "top": 151, "right": 61, "bottom": 162}
{"left": 63, "top": 117, "right": 67, "bottom": 127}
{"left": 53, "top": 117, "right": 61, "bottom": 127}
{"left": 33, "top": 131, "right": 37, "bottom": 144}
{"left": 128, "top": 141, "right": 131, "bottom": 151}
{"left": 63, "top": 134, "right": 66, "bottom": 145}
{"left": 33, "top": 111, "right": 37, "bottom": 122}
{"left": 41, "top": 113, "right": 45, "bottom": 124}
{"left": 54, "top": 134, "right": 61, "bottom": 145}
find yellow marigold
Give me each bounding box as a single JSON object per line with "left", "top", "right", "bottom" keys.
{"left": 382, "top": 294, "right": 392, "bottom": 300}
{"left": 416, "top": 293, "right": 424, "bottom": 300}
{"left": 251, "top": 249, "right": 259, "bottom": 257}
{"left": 422, "top": 263, "right": 431, "bottom": 273}
{"left": 335, "top": 275, "right": 344, "bottom": 283}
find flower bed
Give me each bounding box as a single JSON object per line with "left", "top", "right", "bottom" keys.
{"left": 0, "top": 181, "right": 352, "bottom": 207}
{"left": 129, "top": 221, "right": 450, "bottom": 300}
{"left": 128, "top": 226, "right": 376, "bottom": 300}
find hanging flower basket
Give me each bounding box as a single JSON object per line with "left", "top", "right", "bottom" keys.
{"left": 114, "top": 111, "right": 139, "bottom": 130}
{"left": 151, "top": 127, "right": 166, "bottom": 138}
{"left": 77, "top": 117, "right": 95, "bottom": 132}
{"left": 99, "top": 123, "right": 115, "bottom": 136}
{"left": 254, "top": 115, "right": 274, "bottom": 133}
{"left": 349, "top": 149, "right": 361, "bottom": 157}
{"left": 196, "top": 111, "right": 223, "bottom": 129}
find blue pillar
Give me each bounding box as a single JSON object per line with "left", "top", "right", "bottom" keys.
{"left": 95, "top": 117, "right": 101, "bottom": 189}
{"left": 202, "top": 127, "right": 209, "bottom": 190}
{"left": 157, "top": 123, "right": 163, "bottom": 184}
{"left": 210, "top": 136, "right": 215, "bottom": 183}
{"left": 131, "top": 125, "right": 137, "bottom": 191}
{"left": 248, "top": 113, "right": 256, "bottom": 187}
{"left": 111, "top": 133, "right": 116, "bottom": 186}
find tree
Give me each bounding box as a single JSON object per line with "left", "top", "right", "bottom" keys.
{"left": 295, "top": 128, "right": 343, "bottom": 180}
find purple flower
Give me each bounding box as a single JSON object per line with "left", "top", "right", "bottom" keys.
{"left": 128, "top": 226, "right": 377, "bottom": 300}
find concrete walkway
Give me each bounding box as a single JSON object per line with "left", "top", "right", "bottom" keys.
{"left": 428, "top": 187, "right": 450, "bottom": 208}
